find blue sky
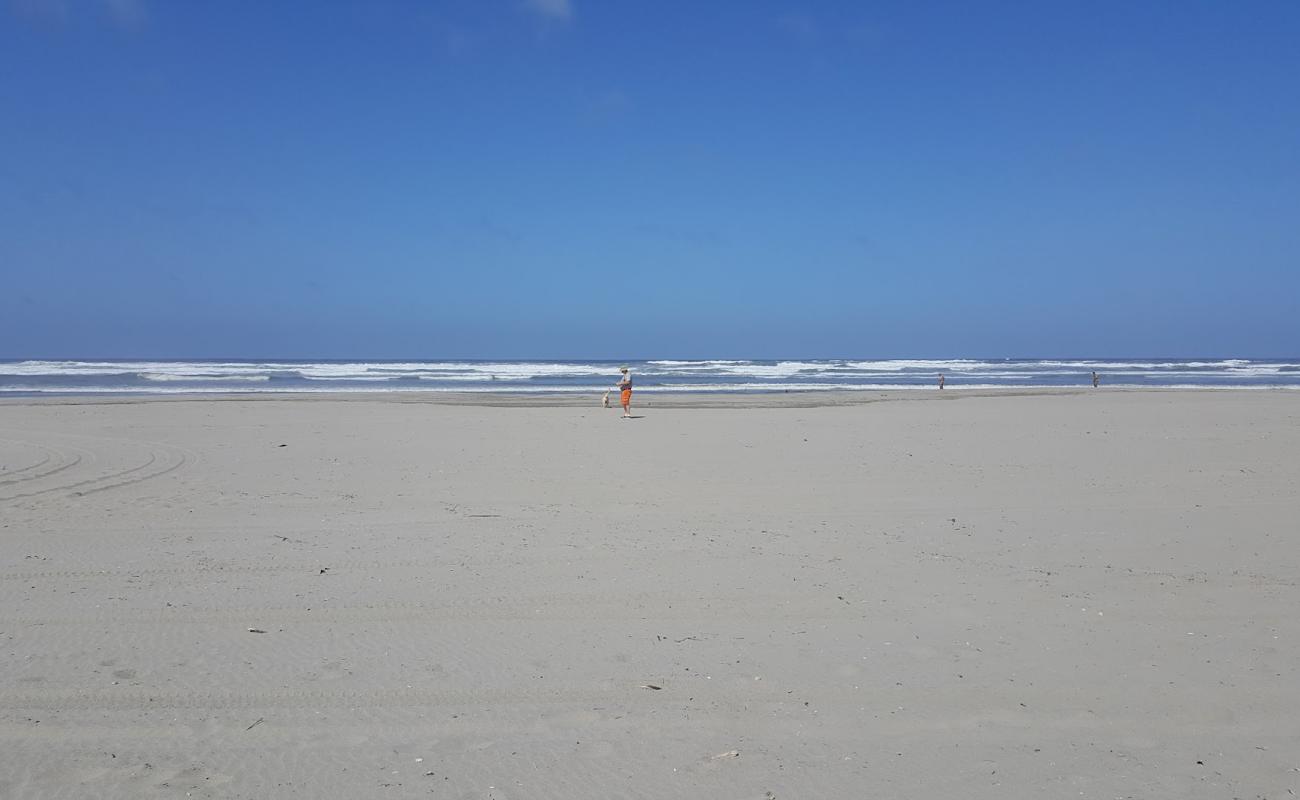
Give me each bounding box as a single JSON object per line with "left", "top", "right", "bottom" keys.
{"left": 2, "top": 0, "right": 1298, "bottom": 358}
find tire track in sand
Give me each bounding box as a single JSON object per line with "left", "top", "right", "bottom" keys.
{"left": 0, "top": 543, "right": 770, "bottom": 582}
{"left": 0, "top": 684, "right": 779, "bottom": 712}
{"left": 0, "top": 589, "right": 837, "bottom": 626}
{"left": 0, "top": 559, "right": 437, "bottom": 582}
{"left": 0, "top": 438, "right": 86, "bottom": 487}
{"left": 0, "top": 444, "right": 52, "bottom": 479}
{"left": 0, "top": 432, "right": 191, "bottom": 503}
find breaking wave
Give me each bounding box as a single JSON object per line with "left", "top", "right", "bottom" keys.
{"left": 3, "top": 358, "right": 1298, "bottom": 395}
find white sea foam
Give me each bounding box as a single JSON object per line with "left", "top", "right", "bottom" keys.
{"left": 6, "top": 382, "right": 1297, "bottom": 395}
{"left": 3, "top": 358, "right": 1298, "bottom": 394}
{"left": 6, "top": 358, "right": 1296, "bottom": 381}
{"left": 141, "top": 373, "right": 271, "bottom": 382}
{"left": 646, "top": 360, "right": 751, "bottom": 366}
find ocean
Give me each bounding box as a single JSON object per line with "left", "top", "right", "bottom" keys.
{"left": 2, "top": 359, "right": 1299, "bottom": 395}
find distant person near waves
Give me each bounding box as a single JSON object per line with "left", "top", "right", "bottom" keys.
{"left": 1092, "top": 371, "right": 1100, "bottom": 388}
{"left": 614, "top": 367, "right": 633, "bottom": 418}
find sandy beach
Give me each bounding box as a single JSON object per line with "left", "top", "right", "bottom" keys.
{"left": 1, "top": 389, "right": 1297, "bottom": 799}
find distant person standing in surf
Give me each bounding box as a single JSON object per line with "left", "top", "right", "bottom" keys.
{"left": 1092, "top": 371, "right": 1100, "bottom": 388}
{"left": 614, "top": 367, "right": 633, "bottom": 418}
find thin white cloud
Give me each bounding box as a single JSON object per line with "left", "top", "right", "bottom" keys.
{"left": 524, "top": 0, "right": 571, "bottom": 22}
{"left": 592, "top": 89, "right": 631, "bottom": 113}
{"left": 433, "top": 21, "right": 476, "bottom": 57}
{"left": 581, "top": 89, "right": 633, "bottom": 124}
{"left": 776, "top": 13, "right": 818, "bottom": 44}
{"left": 7, "top": 0, "right": 145, "bottom": 28}
{"left": 103, "top": 0, "right": 146, "bottom": 30}
{"left": 7, "top": 0, "right": 69, "bottom": 25}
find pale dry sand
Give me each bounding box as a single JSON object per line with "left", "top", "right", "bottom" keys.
{"left": 1, "top": 390, "right": 1297, "bottom": 799}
